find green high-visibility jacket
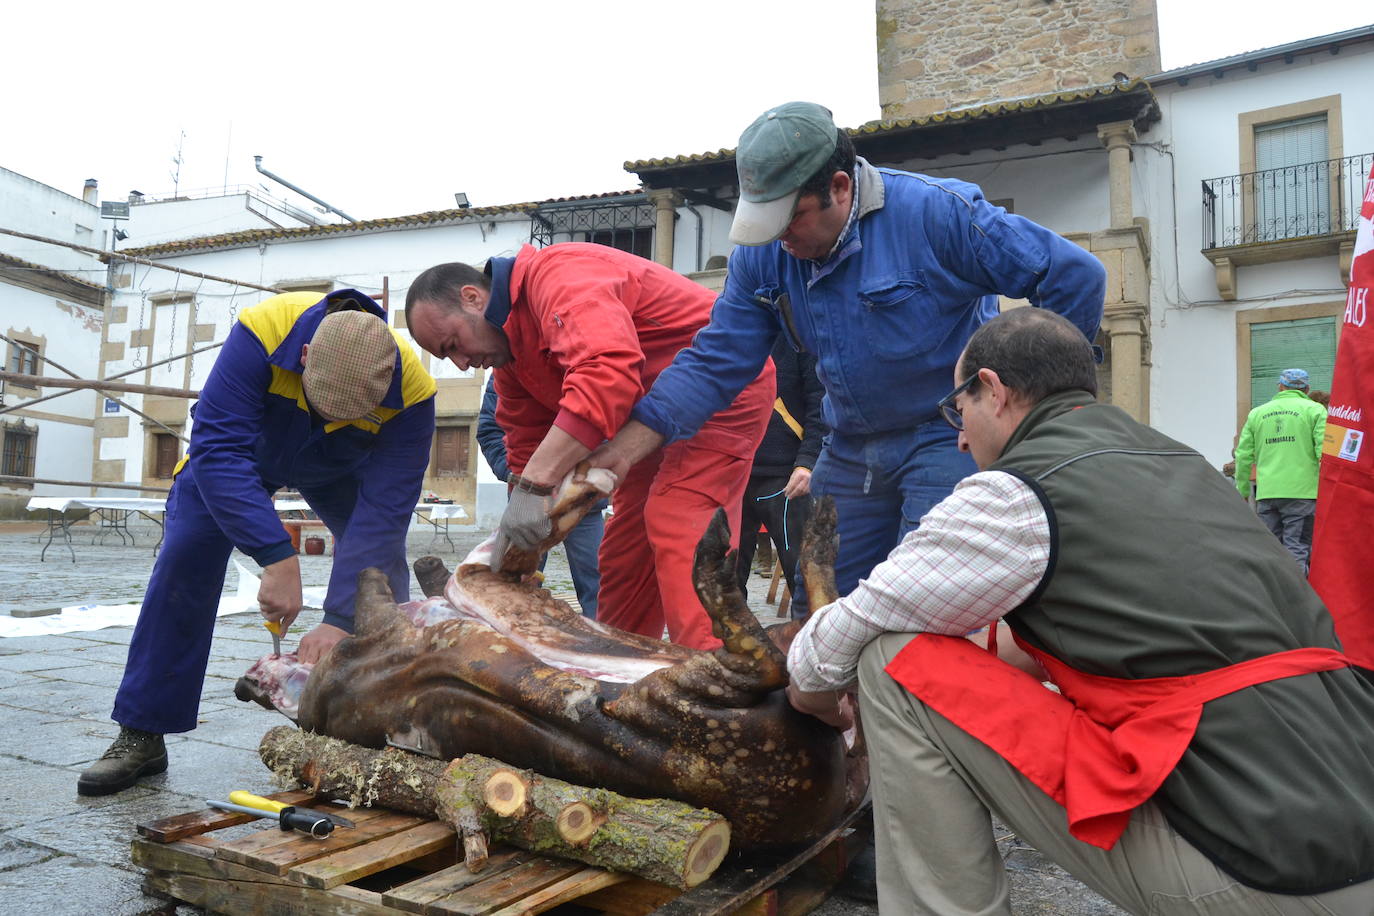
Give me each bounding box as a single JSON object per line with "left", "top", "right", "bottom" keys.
{"left": 1234, "top": 389, "right": 1326, "bottom": 499}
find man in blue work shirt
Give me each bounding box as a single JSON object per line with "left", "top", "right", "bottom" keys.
{"left": 594, "top": 101, "right": 1105, "bottom": 601}
{"left": 77, "top": 290, "right": 436, "bottom": 796}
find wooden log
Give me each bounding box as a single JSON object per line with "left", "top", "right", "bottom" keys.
{"left": 259, "top": 726, "right": 730, "bottom": 889}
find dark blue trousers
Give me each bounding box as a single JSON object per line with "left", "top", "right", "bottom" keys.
{"left": 112, "top": 469, "right": 356, "bottom": 734}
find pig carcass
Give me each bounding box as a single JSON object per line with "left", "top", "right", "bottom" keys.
{"left": 238, "top": 471, "right": 853, "bottom": 849}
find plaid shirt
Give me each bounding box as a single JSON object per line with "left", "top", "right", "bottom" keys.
{"left": 787, "top": 471, "right": 1051, "bottom": 691}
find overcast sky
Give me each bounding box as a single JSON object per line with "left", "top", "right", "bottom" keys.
{"left": 4, "top": 1, "right": 1369, "bottom": 222}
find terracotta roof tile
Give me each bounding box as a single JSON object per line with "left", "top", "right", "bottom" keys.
{"left": 115, "top": 202, "right": 540, "bottom": 258}
{"left": 625, "top": 80, "right": 1153, "bottom": 172}
{"left": 114, "top": 188, "right": 654, "bottom": 259}
{"left": 0, "top": 251, "right": 106, "bottom": 292}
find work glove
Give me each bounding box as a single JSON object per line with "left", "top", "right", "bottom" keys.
{"left": 491, "top": 474, "right": 553, "bottom": 573}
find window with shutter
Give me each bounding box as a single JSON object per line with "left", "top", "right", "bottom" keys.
{"left": 1, "top": 422, "right": 36, "bottom": 479}
{"left": 1254, "top": 115, "right": 1329, "bottom": 242}
{"left": 153, "top": 433, "right": 181, "bottom": 479}
{"left": 6, "top": 337, "right": 41, "bottom": 379}
{"left": 434, "top": 426, "right": 471, "bottom": 477}
{"left": 1249, "top": 316, "right": 1336, "bottom": 409}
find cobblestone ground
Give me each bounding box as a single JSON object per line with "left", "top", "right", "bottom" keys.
{"left": 0, "top": 517, "right": 1124, "bottom": 915}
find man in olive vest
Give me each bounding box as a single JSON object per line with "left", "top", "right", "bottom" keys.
{"left": 786, "top": 309, "right": 1374, "bottom": 914}
{"left": 1234, "top": 367, "right": 1327, "bottom": 573}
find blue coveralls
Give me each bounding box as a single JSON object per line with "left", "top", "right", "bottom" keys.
{"left": 633, "top": 159, "right": 1105, "bottom": 595}
{"left": 112, "top": 290, "right": 436, "bottom": 735}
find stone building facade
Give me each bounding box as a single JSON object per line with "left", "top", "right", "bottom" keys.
{"left": 876, "top": 0, "right": 1161, "bottom": 119}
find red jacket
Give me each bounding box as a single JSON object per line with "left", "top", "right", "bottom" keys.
{"left": 493, "top": 243, "right": 769, "bottom": 473}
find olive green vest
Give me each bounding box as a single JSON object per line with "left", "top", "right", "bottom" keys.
{"left": 990, "top": 391, "right": 1374, "bottom": 893}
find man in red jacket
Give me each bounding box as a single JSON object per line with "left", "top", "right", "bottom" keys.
{"left": 406, "top": 244, "right": 773, "bottom": 650}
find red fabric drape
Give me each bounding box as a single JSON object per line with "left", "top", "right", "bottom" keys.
{"left": 1310, "top": 163, "right": 1374, "bottom": 668}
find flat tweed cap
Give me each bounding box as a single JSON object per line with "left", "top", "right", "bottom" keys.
{"left": 303, "top": 310, "right": 397, "bottom": 422}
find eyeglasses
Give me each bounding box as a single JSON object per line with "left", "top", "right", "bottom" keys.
{"left": 937, "top": 375, "right": 979, "bottom": 430}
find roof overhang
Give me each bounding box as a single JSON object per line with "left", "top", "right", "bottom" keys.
{"left": 628, "top": 80, "right": 1160, "bottom": 190}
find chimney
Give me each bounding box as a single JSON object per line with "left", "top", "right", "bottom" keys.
{"left": 82, "top": 178, "right": 99, "bottom": 205}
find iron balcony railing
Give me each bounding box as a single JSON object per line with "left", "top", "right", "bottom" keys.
{"left": 1202, "top": 151, "right": 1373, "bottom": 249}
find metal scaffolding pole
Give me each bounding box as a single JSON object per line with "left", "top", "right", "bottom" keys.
{"left": 0, "top": 475, "right": 169, "bottom": 494}
{"left": 2, "top": 341, "right": 224, "bottom": 415}
{"left": 0, "top": 332, "right": 188, "bottom": 442}
{"left": 0, "top": 372, "right": 199, "bottom": 400}
{"left": 0, "top": 225, "right": 285, "bottom": 294}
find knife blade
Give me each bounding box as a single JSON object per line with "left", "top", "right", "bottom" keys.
{"left": 228, "top": 790, "right": 355, "bottom": 829}
{"left": 263, "top": 619, "right": 284, "bottom": 656}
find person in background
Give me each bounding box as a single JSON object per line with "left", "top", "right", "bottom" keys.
{"left": 1233, "top": 368, "right": 1326, "bottom": 573}
{"left": 477, "top": 374, "right": 604, "bottom": 617}
{"left": 735, "top": 334, "right": 826, "bottom": 618}
{"left": 787, "top": 309, "right": 1374, "bottom": 915}
{"left": 79, "top": 290, "right": 435, "bottom": 796}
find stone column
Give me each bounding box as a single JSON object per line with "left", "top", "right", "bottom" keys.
{"left": 1105, "top": 305, "right": 1148, "bottom": 422}
{"left": 1097, "top": 120, "right": 1138, "bottom": 231}
{"left": 646, "top": 189, "right": 682, "bottom": 269}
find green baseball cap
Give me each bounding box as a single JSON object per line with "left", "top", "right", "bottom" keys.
{"left": 730, "top": 102, "right": 839, "bottom": 246}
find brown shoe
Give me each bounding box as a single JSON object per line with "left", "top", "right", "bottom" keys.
{"left": 77, "top": 726, "right": 167, "bottom": 796}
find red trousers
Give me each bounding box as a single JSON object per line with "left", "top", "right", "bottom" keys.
{"left": 596, "top": 374, "right": 773, "bottom": 650}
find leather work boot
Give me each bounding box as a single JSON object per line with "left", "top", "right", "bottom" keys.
{"left": 76, "top": 726, "right": 168, "bottom": 796}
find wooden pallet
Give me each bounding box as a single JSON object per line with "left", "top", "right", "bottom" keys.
{"left": 133, "top": 790, "right": 867, "bottom": 916}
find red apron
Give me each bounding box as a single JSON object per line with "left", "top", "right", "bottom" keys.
{"left": 884, "top": 633, "right": 1353, "bottom": 849}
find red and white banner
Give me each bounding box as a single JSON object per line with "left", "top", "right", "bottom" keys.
{"left": 1310, "top": 162, "right": 1374, "bottom": 668}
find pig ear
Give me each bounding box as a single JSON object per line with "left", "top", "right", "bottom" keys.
{"left": 353, "top": 568, "right": 406, "bottom": 638}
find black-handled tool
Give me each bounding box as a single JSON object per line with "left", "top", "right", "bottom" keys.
{"left": 227, "top": 791, "right": 356, "bottom": 829}
{"left": 206, "top": 798, "right": 334, "bottom": 838}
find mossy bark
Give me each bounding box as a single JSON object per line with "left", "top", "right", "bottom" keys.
{"left": 258, "top": 726, "right": 729, "bottom": 888}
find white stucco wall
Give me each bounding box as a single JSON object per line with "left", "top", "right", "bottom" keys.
{"left": 124, "top": 193, "right": 320, "bottom": 248}
{"left": 894, "top": 139, "right": 1113, "bottom": 236}
{"left": 0, "top": 168, "right": 108, "bottom": 507}
{"left": 1146, "top": 41, "right": 1374, "bottom": 465}
{"left": 0, "top": 167, "right": 106, "bottom": 275}
{"left": 2, "top": 284, "right": 102, "bottom": 494}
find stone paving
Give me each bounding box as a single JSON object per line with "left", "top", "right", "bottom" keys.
{"left": 0, "top": 516, "right": 1124, "bottom": 915}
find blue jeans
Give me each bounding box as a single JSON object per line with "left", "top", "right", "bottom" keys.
{"left": 1256, "top": 498, "right": 1316, "bottom": 576}
{"left": 538, "top": 499, "right": 606, "bottom": 618}
{"left": 811, "top": 420, "right": 976, "bottom": 597}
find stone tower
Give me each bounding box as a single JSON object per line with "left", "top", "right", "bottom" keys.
{"left": 876, "top": 0, "right": 1161, "bottom": 120}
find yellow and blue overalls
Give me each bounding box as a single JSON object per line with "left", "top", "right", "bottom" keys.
{"left": 112, "top": 290, "right": 436, "bottom": 735}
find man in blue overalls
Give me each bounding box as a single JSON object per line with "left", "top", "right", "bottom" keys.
{"left": 78, "top": 290, "right": 436, "bottom": 796}
{"left": 596, "top": 101, "right": 1105, "bottom": 606}
{"left": 591, "top": 103, "right": 1105, "bottom": 898}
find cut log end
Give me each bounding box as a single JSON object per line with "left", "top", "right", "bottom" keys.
{"left": 483, "top": 769, "right": 529, "bottom": 817}
{"left": 556, "top": 801, "right": 601, "bottom": 844}
{"left": 683, "top": 821, "right": 731, "bottom": 887}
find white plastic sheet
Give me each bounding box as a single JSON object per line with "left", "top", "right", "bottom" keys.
{"left": 0, "top": 560, "right": 328, "bottom": 639}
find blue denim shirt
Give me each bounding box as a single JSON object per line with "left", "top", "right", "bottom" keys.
{"left": 632, "top": 160, "right": 1105, "bottom": 442}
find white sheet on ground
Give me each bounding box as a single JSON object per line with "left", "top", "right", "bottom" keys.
{"left": 0, "top": 560, "right": 328, "bottom": 639}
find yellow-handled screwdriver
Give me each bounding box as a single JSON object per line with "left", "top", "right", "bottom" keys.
{"left": 227, "top": 790, "right": 355, "bottom": 829}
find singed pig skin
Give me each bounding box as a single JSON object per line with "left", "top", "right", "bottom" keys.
{"left": 297, "top": 509, "right": 849, "bottom": 849}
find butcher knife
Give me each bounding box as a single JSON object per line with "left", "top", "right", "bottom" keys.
{"left": 263, "top": 619, "right": 284, "bottom": 656}
{"left": 228, "top": 790, "right": 356, "bottom": 828}
{"left": 206, "top": 798, "right": 334, "bottom": 838}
